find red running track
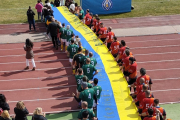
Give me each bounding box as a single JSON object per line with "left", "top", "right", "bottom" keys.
{"left": 0, "top": 41, "right": 78, "bottom": 114}
{"left": 118, "top": 34, "right": 180, "bottom": 104}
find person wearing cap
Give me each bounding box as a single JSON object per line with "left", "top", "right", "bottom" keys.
{"left": 93, "top": 78, "right": 102, "bottom": 108}
{"left": 77, "top": 101, "right": 96, "bottom": 120}
{"left": 59, "top": 23, "right": 67, "bottom": 51}
{"left": 126, "top": 57, "right": 137, "bottom": 91}
{"left": 82, "top": 58, "right": 98, "bottom": 81}
{"left": 84, "top": 9, "right": 92, "bottom": 28}
{"left": 98, "top": 23, "right": 107, "bottom": 42}
{"left": 72, "top": 82, "right": 97, "bottom": 109}
{"left": 92, "top": 14, "right": 98, "bottom": 33}
{"left": 73, "top": 47, "right": 84, "bottom": 73}
{"left": 105, "top": 27, "right": 115, "bottom": 49}
{"left": 81, "top": 50, "right": 89, "bottom": 65}
{"left": 109, "top": 36, "right": 120, "bottom": 58}
{"left": 65, "top": 25, "right": 74, "bottom": 50}
{"left": 67, "top": 39, "right": 78, "bottom": 67}
{"left": 89, "top": 52, "right": 97, "bottom": 66}
{"left": 134, "top": 68, "right": 153, "bottom": 90}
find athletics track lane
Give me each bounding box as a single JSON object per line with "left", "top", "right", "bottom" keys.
{"left": 118, "top": 34, "right": 180, "bottom": 104}
{"left": 0, "top": 41, "right": 78, "bottom": 114}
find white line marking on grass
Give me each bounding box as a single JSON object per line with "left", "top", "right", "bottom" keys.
{"left": 131, "top": 44, "right": 180, "bottom": 50}
{"left": 137, "top": 59, "right": 180, "bottom": 64}
{"left": 0, "top": 66, "right": 71, "bottom": 73}
{"left": 152, "top": 88, "right": 180, "bottom": 93}
{"left": 0, "top": 85, "right": 76, "bottom": 92}
{"left": 0, "top": 59, "right": 69, "bottom": 64}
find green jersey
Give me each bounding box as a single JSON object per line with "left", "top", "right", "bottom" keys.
{"left": 66, "top": 29, "right": 73, "bottom": 42}
{"left": 59, "top": 27, "right": 67, "bottom": 39}
{"left": 67, "top": 44, "right": 78, "bottom": 59}
{"left": 89, "top": 57, "right": 97, "bottom": 66}
{"left": 82, "top": 64, "right": 97, "bottom": 80}
{"left": 79, "top": 10, "right": 85, "bottom": 20}
{"left": 81, "top": 55, "right": 89, "bottom": 65}
{"left": 75, "top": 75, "right": 83, "bottom": 89}
{"left": 93, "top": 85, "right": 102, "bottom": 100}
{"left": 78, "top": 82, "right": 93, "bottom": 92}
{"left": 77, "top": 108, "right": 95, "bottom": 120}
{"left": 79, "top": 88, "right": 95, "bottom": 108}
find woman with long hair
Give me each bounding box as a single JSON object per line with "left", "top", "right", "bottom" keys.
{"left": 24, "top": 38, "right": 36, "bottom": 71}
{"left": 32, "top": 107, "right": 47, "bottom": 120}
{"left": 0, "top": 110, "right": 14, "bottom": 120}
{"left": 0, "top": 94, "right": 10, "bottom": 111}
{"left": 14, "top": 101, "right": 29, "bottom": 120}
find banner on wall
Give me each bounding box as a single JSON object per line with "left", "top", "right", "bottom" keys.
{"left": 81, "top": 0, "right": 131, "bottom": 15}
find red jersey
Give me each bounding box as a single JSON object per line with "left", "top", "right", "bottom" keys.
{"left": 134, "top": 84, "right": 143, "bottom": 95}
{"left": 99, "top": 27, "right": 107, "bottom": 38}
{"left": 93, "top": 19, "right": 97, "bottom": 28}
{"left": 106, "top": 32, "right": 115, "bottom": 43}
{"left": 139, "top": 97, "right": 155, "bottom": 113}
{"left": 135, "top": 92, "right": 154, "bottom": 103}
{"left": 110, "top": 41, "right": 120, "bottom": 55}
{"left": 143, "top": 116, "right": 156, "bottom": 120}
{"left": 122, "top": 51, "right": 133, "bottom": 62}
{"left": 153, "top": 106, "right": 166, "bottom": 117}
{"left": 122, "top": 56, "right": 130, "bottom": 71}
{"left": 128, "top": 62, "right": 137, "bottom": 79}
{"left": 84, "top": 13, "right": 92, "bottom": 25}
{"left": 134, "top": 75, "right": 151, "bottom": 86}
{"left": 96, "top": 22, "right": 101, "bottom": 32}
{"left": 118, "top": 46, "right": 127, "bottom": 59}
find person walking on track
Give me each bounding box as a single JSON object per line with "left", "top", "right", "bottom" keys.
{"left": 24, "top": 39, "right": 36, "bottom": 71}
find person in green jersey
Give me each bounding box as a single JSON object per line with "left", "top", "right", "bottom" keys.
{"left": 73, "top": 82, "right": 97, "bottom": 109}
{"left": 67, "top": 39, "right": 78, "bottom": 66}
{"left": 77, "top": 101, "right": 96, "bottom": 120}
{"left": 78, "top": 6, "right": 84, "bottom": 21}
{"left": 93, "top": 78, "right": 102, "bottom": 108}
{"left": 59, "top": 23, "right": 67, "bottom": 51}
{"left": 89, "top": 52, "right": 97, "bottom": 66}
{"left": 82, "top": 58, "right": 98, "bottom": 81}
{"left": 66, "top": 25, "right": 74, "bottom": 50}
{"left": 73, "top": 47, "right": 84, "bottom": 72}
{"left": 81, "top": 49, "right": 89, "bottom": 65}
{"left": 78, "top": 41, "right": 86, "bottom": 54}
{"left": 75, "top": 68, "right": 84, "bottom": 93}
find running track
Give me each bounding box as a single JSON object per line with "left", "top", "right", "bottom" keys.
{"left": 1, "top": 15, "right": 180, "bottom": 114}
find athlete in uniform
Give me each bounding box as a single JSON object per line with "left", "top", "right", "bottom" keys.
{"left": 89, "top": 52, "right": 97, "bottom": 66}
{"left": 95, "top": 17, "right": 101, "bottom": 36}
{"left": 84, "top": 9, "right": 92, "bottom": 28}
{"left": 153, "top": 99, "right": 166, "bottom": 120}
{"left": 66, "top": 25, "right": 74, "bottom": 50}
{"left": 99, "top": 23, "right": 107, "bottom": 42}
{"left": 59, "top": 23, "right": 67, "bottom": 51}
{"left": 93, "top": 78, "right": 102, "bottom": 108}
{"left": 67, "top": 39, "right": 78, "bottom": 66}
{"left": 144, "top": 108, "right": 160, "bottom": 120}
{"left": 92, "top": 14, "right": 98, "bottom": 33}
{"left": 109, "top": 36, "right": 119, "bottom": 58}
{"left": 73, "top": 47, "right": 84, "bottom": 72}
{"left": 105, "top": 27, "right": 115, "bottom": 49}
{"left": 75, "top": 68, "right": 84, "bottom": 93}
{"left": 81, "top": 49, "right": 89, "bottom": 65}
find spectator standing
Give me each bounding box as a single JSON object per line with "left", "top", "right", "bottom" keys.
{"left": 0, "top": 94, "right": 10, "bottom": 111}
{"left": 27, "top": 6, "right": 36, "bottom": 31}
{"left": 35, "top": 0, "right": 43, "bottom": 22}
{"left": 14, "top": 101, "right": 29, "bottom": 120}
{"left": 24, "top": 39, "right": 36, "bottom": 71}
{"left": 69, "top": 1, "right": 75, "bottom": 14}
{"left": 54, "top": 0, "right": 60, "bottom": 7}
{"left": 45, "top": 0, "right": 51, "bottom": 7}
{"left": 47, "top": 17, "right": 61, "bottom": 50}
{"left": 39, "top": 0, "right": 43, "bottom": 6}
{"left": 32, "top": 107, "right": 47, "bottom": 120}
{"left": 0, "top": 110, "right": 14, "bottom": 120}
{"left": 60, "top": 0, "right": 65, "bottom": 6}
{"left": 50, "top": 1, "right": 54, "bottom": 7}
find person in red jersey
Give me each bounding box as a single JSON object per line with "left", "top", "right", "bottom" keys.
{"left": 92, "top": 14, "right": 98, "bottom": 33}
{"left": 153, "top": 99, "right": 166, "bottom": 120}
{"left": 144, "top": 108, "right": 160, "bottom": 120}
{"left": 98, "top": 23, "right": 107, "bottom": 42}
{"left": 84, "top": 9, "right": 92, "bottom": 28}
{"left": 109, "top": 36, "right": 120, "bottom": 58}
{"left": 104, "top": 27, "right": 115, "bottom": 49}
{"left": 115, "top": 40, "right": 127, "bottom": 64}
{"left": 139, "top": 90, "right": 155, "bottom": 119}
{"left": 134, "top": 68, "right": 153, "bottom": 90}
{"left": 95, "top": 17, "right": 101, "bottom": 37}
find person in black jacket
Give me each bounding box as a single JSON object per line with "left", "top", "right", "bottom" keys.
{"left": 32, "top": 107, "right": 47, "bottom": 120}
{"left": 0, "top": 110, "right": 14, "bottom": 120}
{"left": 0, "top": 94, "right": 10, "bottom": 111}
{"left": 54, "top": 0, "right": 60, "bottom": 7}
{"left": 27, "top": 6, "right": 36, "bottom": 31}
{"left": 47, "top": 17, "right": 61, "bottom": 50}
{"left": 14, "top": 101, "right": 29, "bottom": 120}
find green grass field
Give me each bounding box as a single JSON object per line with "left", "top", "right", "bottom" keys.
{"left": 0, "top": 0, "right": 180, "bottom": 24}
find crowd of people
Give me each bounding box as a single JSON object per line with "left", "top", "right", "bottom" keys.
{"left": 0, "top": 0, "right": 169, "bottom": 120}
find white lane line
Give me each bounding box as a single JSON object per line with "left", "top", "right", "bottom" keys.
{"left": 0, "top": 59, "right": 69, "bottom": 65}
{"left": 134, "top": 51, "right": 180, "bottom": 56}
{"left": 0, "top": 75, "right": 73, "bottom": 82}
{"left": 153, "top": 77, "right": 180, "bottom": 81}
{"left": 0, "top": 52, "right": 64, "bottom": 58}
{"left": 0, "top": 66, "right": 71, "bottom": 73}
{"left": 0, "top": 85, "right": 76, "bottom": 92}
{"left": 137, "top": 59, "right": 180, "bottom": 64}
{"left": 152, "top": 88, "right": 180, "bottom": 93}
{"left": 131, "top": 44, "right": 180, "bottom": 50}
{"left": 126, "top": 38, "right": 180, "bottom": 44}
{"left": 0, "top": 27, "right": 46, "bottom": 30}
{"left": 0, "top": 46, "right": 55, "bottom": 51}
{"left": 146, "top": 67, "right": 180, "bottom": 72}
{"left": 160, "top": 101, "right": 180, "bottom": 105}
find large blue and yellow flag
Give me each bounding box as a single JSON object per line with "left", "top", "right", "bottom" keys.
{"left": 53, "top": 6, "right": 140, "bottom": 120}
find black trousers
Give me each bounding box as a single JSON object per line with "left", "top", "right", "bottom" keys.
{"left": 51, "top": 36, "right": 58, "bottom": 48}
{"left": 107, "top": 42, "right": 112, "bottom": 49}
